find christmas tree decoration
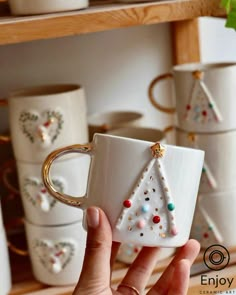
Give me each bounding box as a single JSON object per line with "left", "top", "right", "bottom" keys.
{"left": 187, "top": 133, "right": 217, "bottom": 190}
{"left": 191, "top": 203, "right": 223, "bottom": 249}
{"left": 116, "top": 142, "right": 178, "bottom": 242}
{"left": 184, "top": 71, "right": 223, "bottom": 124}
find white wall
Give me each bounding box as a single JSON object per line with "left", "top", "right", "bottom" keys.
{"left": 0, "top": 23, "right": 173, "bottom": 133}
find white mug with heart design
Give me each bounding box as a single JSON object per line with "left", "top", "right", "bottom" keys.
{"left": 148, "top": 62, "right": 236, "bottom": 133}
{"left": 24, "top": 218, "right": 87, "bottom": 285}
{"left": 2, "top": 84, "right": 88, "bottom": 162}
{"left": 16, "top": 154, "right": 89, "bottom": 225}
{"left": 42, "top": 133, "right": 204, "bottom": 247}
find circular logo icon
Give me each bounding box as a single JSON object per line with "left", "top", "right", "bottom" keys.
{"left": 203, "top": 244, "right": 230, "bottom": 271}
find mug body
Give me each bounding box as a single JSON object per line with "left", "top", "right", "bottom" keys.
{"left": 88, "top": 110, "right": 144, "bottom": 140}
{"left": 191, "top": 191, "right": 236, "bottom": 249}
{"left": 84, "top": 133, "right": 204, "bottom": 247}
{"left": 107, "top": 126, "right": 166, "bottom": 143}
{"left": 9, "top": 84, "right": 88, "bottom": 162}
{"left": 25, "top": 219, "right": 87, "bottom": 286}
{"left": 0, "top": 229, "right": 12, "bottom": 295}
{"left": 17, "top": 155, "right": 89, "bottom": 225}
{"left": 173, "top": 62, "right": 236, "bottom": 132}
{"left": 176, "top": 128, "right": 236, "bottom": 193}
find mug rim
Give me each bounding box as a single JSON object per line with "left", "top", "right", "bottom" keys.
{"left": 175, "top": 126, "right": 236, "bottom": 136}
{"left": 107, "top": 126, "right": 165, "bottom": 142}
{"left": 93, "top": 132, "right": 205, "bottom": 154}
{"left": 173, "top": 61, "right": 236, "bottom": 72}
{"left": 88, "top": 110, "right": 143, "bottom": 125}
{"left": 9, "top": 84, "right": 82, "bottom": 99}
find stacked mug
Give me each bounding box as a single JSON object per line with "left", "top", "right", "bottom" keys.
{"left": 148, "top": 62, "right": 236, "bottom": 250}
{"left": 0, "top": 84, "right": 89, "bottom": 285}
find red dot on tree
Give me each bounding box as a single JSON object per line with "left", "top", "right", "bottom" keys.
{"left": 123, "top": 200, "right": 132, "bottom": 208}
{"left": 152, "top": 215, "right": 161, "bottom": 224}
{"left": 203, "top": 232, "right": 209, "bottom": 238}
{"left": 186, "top": 104, "right": 191, "bottom": 110}
{"left": 202, "top": 110, "right": 207, "bottom": 116}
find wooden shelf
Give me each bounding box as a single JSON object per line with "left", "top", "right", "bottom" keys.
{"left": 0, "top": 0, "right": 225, "bottom": 46}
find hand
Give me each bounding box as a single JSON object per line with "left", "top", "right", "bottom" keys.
{"left": 73, "top": 207, "right": 200, "bottom": 295}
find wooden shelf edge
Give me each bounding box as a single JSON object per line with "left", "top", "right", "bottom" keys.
{"left": 0, "top": 0, "right": 225, "bottom": 46}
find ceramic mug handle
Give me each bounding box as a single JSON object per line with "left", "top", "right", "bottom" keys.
{"left": 42, "top": 143, "right": 92, "bottom": 209}
{"left": 0, "top": 99, "right": 11, "bottom": 144}
{"left": 148, "top": 73, "right": 176, "bottom": 114}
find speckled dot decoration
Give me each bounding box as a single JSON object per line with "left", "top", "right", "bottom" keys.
{"left": 116, "top": 142, "right": 178, "bottom": 242}
{"left": 184, "top": 71, "right": 222, "bottom": 124}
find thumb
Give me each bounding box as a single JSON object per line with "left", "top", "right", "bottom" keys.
{"left": 74, "top": 207, "right": 113, "bottom": 293}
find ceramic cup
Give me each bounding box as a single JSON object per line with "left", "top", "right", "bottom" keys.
{"left": 148, "top": 62, "right": 236, "bottom": 133}
{"left": 24, "top": 218, "right": 87, "bottom": 286}
{"left": 0, "top": 203, "right": 12, "bottom": 295}
{"left": 191, "top": 191, "right": 236, "bottom": 249}
{"left": 42, "top": 133, "right": 204, "bottom": 247}
{"left": 16, "top": 154, "right": 89, "bottom": 225}
{"left": 1, "top": 84, "right": 88, "bottom": 163}
{"left": 107, "top": 126, "right": 166, "bottom": 143}
{"left": 8, "top": 0, "right": 88, "bottom": 15}
{"left": 176, "top": 128, "right": 236, "bottom": 194}
{"left": 88, "top": 110, "right": 144, "bottom": 141}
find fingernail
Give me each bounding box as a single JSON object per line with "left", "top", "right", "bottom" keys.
{"left": 86, "top": 207, "right": 99, "bottom": 228}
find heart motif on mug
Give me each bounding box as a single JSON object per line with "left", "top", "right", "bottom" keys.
{"left": 34, "top": 239, "right": 76, "bottom": 274}
{"left": 19, "top": 110, "right": 64, "bottom": 148}
{"left": 23, "top": 177, "right": 65, "bottom": 212}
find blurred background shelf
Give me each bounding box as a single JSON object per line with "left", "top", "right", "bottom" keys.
{"left": 0, "top": 0, "right": 225, "bottom": 46}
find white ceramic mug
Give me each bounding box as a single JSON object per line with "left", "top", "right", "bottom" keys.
{"left": 16, "top": 154, "right": 89, "bottom": 225}
{"left": 0, "top": 203, "right": 12, "bottom": 295}
{"left": 149, "top": 62, "right": 236, "bottom": 133}
{"left": 4, "top": 84, "right": 88, "bottom": 162}
{"left": 191, "top": 191, "right": 236, "bottom": 249}
{"left": 24, "top": 219, "right": 87, "bottom": 286}
{"left": 8, "top": 0, "right": 88, "bottom": 15}
{"left": 176, "top": 128, "right": 236, "bottom": 194}
{"left": 42, "top": 133, "right": 204, "bottom": 247}
{"left": 88, "top": 110, "right": 144, "bottom": 141}
{"left": 107, "top": 126, "right": 166, "bottom": 143}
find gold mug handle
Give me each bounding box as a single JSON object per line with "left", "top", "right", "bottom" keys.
{"left": 1, "top": 160, "right": 19, "bottom": 196}
{"left": 5, "top": 218, "right": 28, "bottom": 256}
{"left": 0, "top": 98, "right": 8, "bottom": 107}
{"left": 42, "top": 143, "right": 93, "bottom": 209}
{"left": 148, "top": 73, "right": 176, "bottom": 114}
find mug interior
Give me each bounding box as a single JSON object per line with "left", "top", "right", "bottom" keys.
{"left": 88, "top": 111, "right": 143, "bottom": 126}
{"left": 9, "top": 84, "right": 81, "bottom": 98}
{"left": 107, "top": 127, "right": 165, "bottom": 142}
